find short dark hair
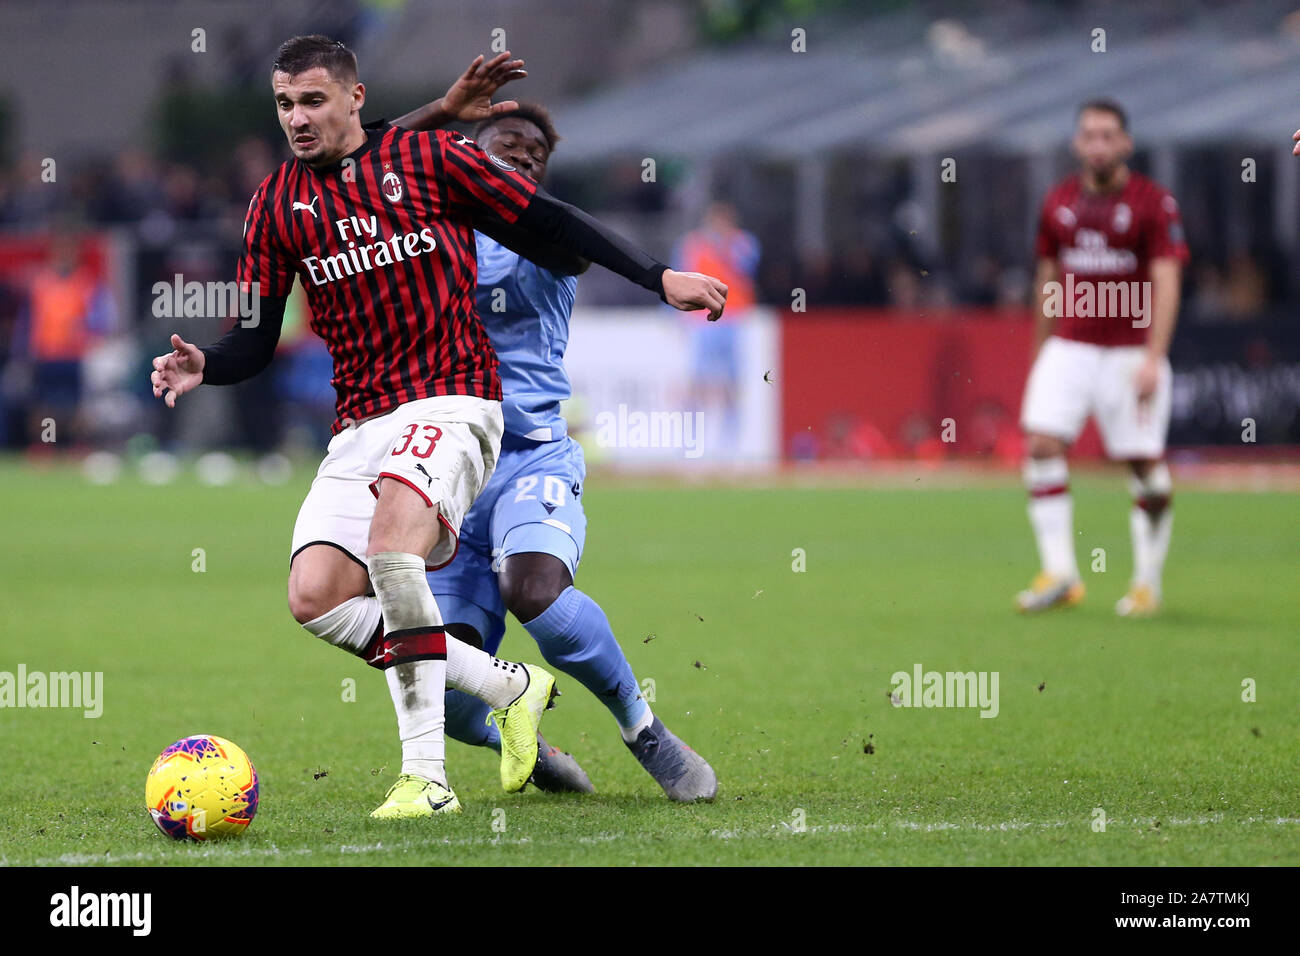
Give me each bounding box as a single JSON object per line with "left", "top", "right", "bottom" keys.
{"left": 1077, "top": 98, "right": 1128, "bottom": 132}
{"left": 474, "top": 103, "right": 560, "bottom": 153}
{"left": 272, "top": 34, "right": 358, "bottom": 85}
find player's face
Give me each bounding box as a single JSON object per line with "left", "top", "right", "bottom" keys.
{"left": 1072, "top": 109, "right": 1132, "bottom": 184}
{"left": 272, "top": 67, "right": 365, "bottom": 166}
{"left": 477, "top": 118, "right": 550, "bottom": 183}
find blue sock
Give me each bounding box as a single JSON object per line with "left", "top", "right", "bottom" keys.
{"left": 524, "top": 586, "right": 648, "bottom": 731}
{"left": 444, "top": 688, "right": 500, "bottom": 752}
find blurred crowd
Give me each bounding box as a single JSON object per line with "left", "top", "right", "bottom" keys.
{"left": 0, "top": 136, "right": 338, "bottom": 454}
{"left": 0, "top": 139, "right": 275, "bottom": 234}
{"left": 2, "top": 138, "right": 1287, "bottom": 314}
{"left": 0, "top": 137, "right": 1292, "bottom": 456}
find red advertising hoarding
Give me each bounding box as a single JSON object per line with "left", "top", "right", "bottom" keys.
{"left": 779, "top": 308, "right": 1105, "bottom": 462}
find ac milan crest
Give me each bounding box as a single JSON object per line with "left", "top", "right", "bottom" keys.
{"left": 1112, "top": 202, "right": 1131, "bottom": 234}
{"left": 382, "top": 162, "right": 403, "bottom": 204}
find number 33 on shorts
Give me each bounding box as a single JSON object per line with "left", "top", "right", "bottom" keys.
{"left": 384, "top": 422, "right": 448, "bottom": 498}
{"left": 391, "top": 423, "right": 443, "bottom": 459}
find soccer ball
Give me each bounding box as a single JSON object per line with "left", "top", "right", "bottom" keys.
{"left": 145, "top": 734, "right": 259, "bottom": 841}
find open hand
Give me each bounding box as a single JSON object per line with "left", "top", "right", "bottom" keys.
{"left": 150, "top": 333, "right": 205, "bottom": 408}
{"left": 442, "top": 52, "right": 527, "bottom": 124}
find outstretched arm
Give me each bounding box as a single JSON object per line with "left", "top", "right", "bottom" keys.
{"left": 515, "top": 186, "right": 728, "bottom": 318}
{"left": 150, "top": 295, "right": 287, "bottom": 406}
{"left": 393, "top": 52, "right": 526, "bottom": 131}
{"left": 439, "top": 132, "right": 727, "bottom": 316}
{"left": 475, "top": 210, "right": 590, "bottom": 276}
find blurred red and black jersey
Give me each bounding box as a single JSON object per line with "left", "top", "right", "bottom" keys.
{"left": 1035, "top": 171, "right": 1189, "bottom": 347}
{"left": 238, "top": 125, "right": 537, "bottom": 431}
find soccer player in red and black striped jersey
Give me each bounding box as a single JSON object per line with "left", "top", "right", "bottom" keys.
{"left": 1015, "top": 100, "right": 1188, "bottom": 617}
{"left": 149, "top": 35, "right": 728, "bottom": 818}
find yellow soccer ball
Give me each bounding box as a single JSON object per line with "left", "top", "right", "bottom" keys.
{"left": 145, "top": 734, "right": 259, "bottom": 841}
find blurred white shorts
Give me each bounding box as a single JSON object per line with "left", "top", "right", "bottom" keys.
{"left": 291, "top": 395, "right": 503, "bottom": 571}
{"left": 1020, "top": 336, "right": 1171, "bottom": 460}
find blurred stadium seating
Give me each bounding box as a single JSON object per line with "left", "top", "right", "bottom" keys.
{"left": 1, "top": 0, "right": 1297, "bottom": 462}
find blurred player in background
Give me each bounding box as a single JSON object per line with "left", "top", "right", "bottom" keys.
{"left": 1016, "top": 100, "right": 1188, "bottom": 616}
{"left": 20, "top": 232, "right": 115, "bottom": 451}
{"left": 393, "top": 95, "right": 719, "bottom": 801}
{"left": 149, "top": 37, "right": 728, "bottom": 818}
{"left": 675, "top": 201, "right": 760, "bottom": 459}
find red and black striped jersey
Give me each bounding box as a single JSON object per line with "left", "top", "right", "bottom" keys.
{"left": 1035, "top": 171, "right": 1188, "bottom": 347}
{"left": 237, "top": 124, "right": 537, "bottom": 431}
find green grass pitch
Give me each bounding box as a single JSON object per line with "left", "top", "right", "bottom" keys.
{"left": 1, "top": 458, "right": 1296, "bottom": 866}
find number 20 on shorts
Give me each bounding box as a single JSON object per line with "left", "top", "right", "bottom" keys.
{"left": 514, "top": 474, "right": 567, "bottom": 508}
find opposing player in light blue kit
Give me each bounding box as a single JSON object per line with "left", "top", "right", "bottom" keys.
{"left": 394, "top": 95, "right": 719, "bottom": 801}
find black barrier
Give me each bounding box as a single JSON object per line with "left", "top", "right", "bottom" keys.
{"left": 1170, "top": 318, "right": 1300, "bottom": 446}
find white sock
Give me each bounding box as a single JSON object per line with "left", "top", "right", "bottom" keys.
{"left": 369, "top": 552, "right": 448, "bottom": 786}
{"left": 620, "top": 707, "right": 655, "bottom": 744}
{"left": 301, "top": 594, "right": 528, "bottom": 706}
{"left": 1129, "top": 464, "right": 1173, "bottom": 593}
{"left": 446, "top": 637, "right": 529, "bottom": 709}
{"left": 301, "top": 595, "right": 382, "bottom": 654}
{"left": 1024, "top": 457, "right": 1078, "bottom": 581}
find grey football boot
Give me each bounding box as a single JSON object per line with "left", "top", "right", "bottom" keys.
{"left": 625, "top": 717, "right": 718, "bottom": 802}
{"left": 529, "top": 734, "right": 595, "bottom": 793}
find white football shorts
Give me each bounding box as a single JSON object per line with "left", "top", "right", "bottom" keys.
{"left": 291, "top": 395, "right": 504, "bottom": 571}
{"left": 1020, "top": 336, "right": 1171, "bottom": 460}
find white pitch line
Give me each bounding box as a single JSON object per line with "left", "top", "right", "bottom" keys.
{"left": 8, "top": 831, "right": 625, "bottom": 867}
{"left": 725, "top": 814, "right": 1300, "bottom": 839}
{"left": 10, "top": 815, "right": 1300, "bottom": 866}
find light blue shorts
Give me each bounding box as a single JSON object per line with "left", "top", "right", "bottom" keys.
{"left": 427, "top": 435, "right": 587, "bottom": 650}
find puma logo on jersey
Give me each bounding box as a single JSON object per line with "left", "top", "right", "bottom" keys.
{"left": 414, "top": 463, "right": 434, "bottom": 488}
{"left": 292, "top": 196, "right": 320, "bottom": 219}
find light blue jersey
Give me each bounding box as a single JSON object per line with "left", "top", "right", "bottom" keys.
{"left": 429, "top": 232, "right": 588, "bottom": 642}
{"left": 475, "top": 232, "right": 577, "bottom": 443}
{"left": 432, "top": 232, "right": 648, "bottom": 748}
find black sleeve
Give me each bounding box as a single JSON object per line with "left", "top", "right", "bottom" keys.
{"left": 473, "top": 210, "right": 590, "bottom": 276}
{"left": 198, "top": 295, "right": 287, "bottom": 386}
{"left": 513, "top": 185, "right": 668, "bottom": 297}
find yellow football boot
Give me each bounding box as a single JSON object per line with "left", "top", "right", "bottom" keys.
{"left": 488, "top": 663, "right": 558, "bottom": 793}
{"left": 1115, "top": 583, "right": 1160, "bottom": 618}
{"left": 369, "top": 773, "right": 461, "bottom": 818}
{"left": 1015, "top": 573, "right": 1085, "bottom": 614}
